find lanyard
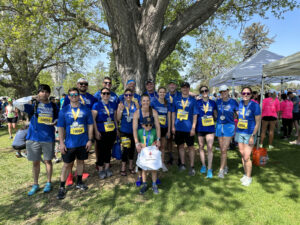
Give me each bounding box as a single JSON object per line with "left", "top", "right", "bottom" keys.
{"left": 241, "top": 101, "right": 251, "bottom": 119}
{"left": 143, "top": 129, "right": 151, "bottom": 146}
{"left": 169, "top": 95, "right": 173, "bottom": 103}
{"left": 79, "top": 95, "right": 85, "bottom": 105}
{"left": 203, "top": 100, "right": 209, "bottom": 114}
{"left": 181, "top": 97, "right": 189, "bottom": 111}
{"left": 71, "top": 106, "right": 80, "bottom": 121}
{"left": 124, "top": 101, "right": 132, "bottom": 117}
{"left": 102, "top": 101, "right": 110, "bottom": 117}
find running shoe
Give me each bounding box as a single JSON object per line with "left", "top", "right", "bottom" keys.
{"left": 15, "top": 152, "right": 22, "bottom": 158}
{"left": 224, "top": 166, "right": 229, "bottom": 175}
{"left": 156, "top": 178, "right": 161, "bottom": 185}
{"left": 241, "top": 177, "right": 252, "bottom": 186}
{"left": 136, "top": 176, "right": 142, "bottom": 187}
{"left": 188, "top": 168, "right": 196, "bottom": 176}
{"left": 218, "top": 169, "right": 225, "bottom": 179}
{"left": 240, "top": 174, "right": 247, "bottom": 183}
{"left": 66, "top": 173, "right": 74, "bottom": 186}
{"left": 56, "top": 187, "right": 66, "bottom": 200}
{"left": 76, "top": 183, "right": 88, "bottom": 191}
{"left": 268, "top": 145, "right": 274, "bottom": 150}
{"left": 43, "top": 182, "right": 52, "bottom": 193}
{"left": 179, "top": 164, "right": 186, "bottom": 171}
{"left": 105, "top": 168, "right": 113, "bottom": 178}
{"left": 28, "top": 184, "right": 39, "bottom": 196}
{"left": 206, "top": 169, "right": 213, "bottom": 178}
{"left": 200, "top": 165, "right": 206, "bottom": 174}
{"left": 259, "top": 144, "right": 263, "bottom": 148}
{"left": 162, "top": 163, "right": 168, "bottom": 172}
{"left": 152, "top": 185, "right": 159, "bottom": 194}
{"left": 98, "top": 170, "right": 106, "bottom": 179}
{"left": 139, "top": 183, "right": 148, "bottom": 195}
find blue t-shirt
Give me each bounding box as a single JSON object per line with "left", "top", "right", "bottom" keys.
{"left": 62, "top": 92, "right": 97, "bottom": 110}
{"left": 92, "top": 101, "right": 117, "bottom": 132}
{"left": 292, "top": 96, "right": 299, "bottom": 113}
{"left": 120, "top": 101, "right": 138, "bottom": 134}
{"left": 57, "top": 104, "right": 94, "bottom": 148}
{"left": 216, "top": 98, "right": 238, "bottom": 124}
{"left": 24, "top": 102, "right": 58, "bottom": 142}
{"left": 144, "top": 91, "right": 158, "bottom": 103}
{"left": 94, "top": 90, "right": 120, "bottom": 105}
{"left": 119, "top": 93, "right": 141, "bottom": 106}
{"left": 151, "top": 98, "right": 171, "bottom": 128}
{"left": 172, "top": 96, "right": 199, "bottom": 132}
{"left": 60, "top": 97, "right": 65, "bottom": 110}
{"left": 196, "top": 99, "right": 217, "bottom": 132}
{"left": 165, "top": 91, "right": 181, "bottom": 106}
{"left": 236, "top": 100, "right": 261, "bottom": 134}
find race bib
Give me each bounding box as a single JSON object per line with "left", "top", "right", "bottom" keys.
{"left": 38, "top": 114, "right": 53, "bottom": 124}
{"left": 121, "top": 137, "right": 131, "bottom": 148}
{"left": 70, "top": 126, "right": 85, "bottom": 135}
{"left": 7, "top": 112, "right": 15, "bottom": 118}
{"left": 158, "top": 115, "right": 166, "bottom": 125}
{"left": 177, "top": 109, "right": 188, "bottom": 121}
{"left": 237, "top": 119, "right": 248, "bottom": 129}
{"left": 202, "top": 116, "right": 214, "bottom": 126}
{"left": 104, "top": 121, "right": 115, "bottom": 132}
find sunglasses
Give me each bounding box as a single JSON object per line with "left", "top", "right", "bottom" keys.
{"left": 101, "top": 92, "right": 111, "bottom": 95}
{"left": 200, "top": 89, "right": 209, "bottom": 94}
{"left": 104, "top": 82, "right": 112, "bottom": 85}
{"left": 242, "top": 92, "right": 251, "bottom": 96}
{"left": 124, "top": 94, "right": 133, "bottom": 97}
{"left": 144, "top": 124, "right": 153, "bottom": 127}
{"left": 69, "top": 93, "right": 79, "bottom": 97}
{"left": 79, "top": 82, "right": 88, "bottom": 86}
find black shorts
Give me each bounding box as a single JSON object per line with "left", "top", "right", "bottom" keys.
{"left": 293, "top": 112, "right": 300, "bottom": 121}
{"left": 197, "top": 132, "right": 214, "bottom": 137}
{"left": 7, "top": 117, "right": 18, "bottom": 123}
{"left": 175, "top": 131, "right": 194, "bottom": 147}
{"left": 62, "top": 146, "right": 88, "bottom": 163}
{"left": 12, "top": 145, "right": 26, "bottom": 150}
{"left": 262, "top": 116, "right": 277, "bottom": 121}
{"left": 161, "top": 127, "right": 168, "bottom": 138}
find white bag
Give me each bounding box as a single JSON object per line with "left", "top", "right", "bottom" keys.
{"left": 136, "top": 146, "right": 162, "bottom": 171}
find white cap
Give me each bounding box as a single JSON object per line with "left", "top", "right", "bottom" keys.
{"left": 77, "top": 78, "right": 88, "bottom": 83}
{"left": 219, "top": 85, "right": 229, "bottom": 92}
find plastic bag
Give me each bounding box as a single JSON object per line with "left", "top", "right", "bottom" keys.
{"left": 136, "top": 146, "right": 162, "bottom": 170}
{"left": 112, "top": 137, "right": 122, "bottom": 160}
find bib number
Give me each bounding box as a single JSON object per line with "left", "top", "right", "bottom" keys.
{"left": 237, "top": 119, "right": 248, "bottom": 129}
{"left": 158, "top": 115, "right": 166, "bottom": 125}
{"left": 7, "top": 112, "right": 15, "bottom": 118}
{"left": 121, "top": 137, "right": 131, "bottom": 148}
{"left": 177, "top": 109, "right": 188, "bottom": 121}
{"left": 70, "top": 126, "right": 85, "bottom": 135}
{"left": 202, "top": 116, "right": 214, "bottom": 126}
{"left": 104, "top": 121, "right": 115, "bottom": 132}
{"left": 38, "top": 114, "right": 53, "bottom": 124}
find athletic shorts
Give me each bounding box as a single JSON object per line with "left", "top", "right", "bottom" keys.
{"left": 161, "top": 127, "right": 168, "bottom": 138}
{"left": 7, "top": 117, "right": 18, "bottom": 123}
{"left": 293, "top": 112, "right": 300, "bottom": 121}
{"left": 262, "top": 116, "right": 277, "bottom": 121}
{"left": 216, "top": 123, "right": 235, "bottom": 137}
{"left": 175, "top": 131, "right": 194, "bottom": 147}
{"left": 26, "top": 140, "right": 54, "bottom": 161}
{"left": 12, "top": 145, "right": 26, "bottom": 151}
{"left": 235, "top": 132, "right": 257, "bottom": 144}
{"left": 62, "top": 146, "right": 88, "bottom": 163}
{"left": 197, "top": 132, "right": 214, "bottom": 137}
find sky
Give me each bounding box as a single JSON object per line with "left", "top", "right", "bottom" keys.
{"left": 85, "top": 7, "right": 300, "bottom": 80}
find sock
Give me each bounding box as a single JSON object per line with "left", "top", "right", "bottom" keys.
{"left": 152, "top": 182, "right": 156, "bottom": 186}
{"left": 60, "top": 181, "right": 65, "bottom": 188}
{"left": 77, "top": 175, "right": 83, "bottom": 184}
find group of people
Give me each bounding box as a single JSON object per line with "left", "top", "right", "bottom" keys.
{"left": 10, "top": 76, "right": 300, "bottom": 199}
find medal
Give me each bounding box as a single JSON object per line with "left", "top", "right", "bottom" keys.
{"left": 127, "top": 117, "right": 131, "bottom": 122}
{"left": 220, "top": 115, "right": 225, "bottom": 120}
{"left": 72, "top": 121, "right": 79, "bottom": 127}
{"left": 203, "top": 115, "right": 207, "bottom": 119}
{"left": 107, "top": 117, "right": 112, "bottom": 122}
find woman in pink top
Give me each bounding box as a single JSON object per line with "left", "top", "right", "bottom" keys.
{"left": 280, "top": 94, "right": 293, "bottom": 139}
{"left": 260, "top": 91, "right": 280, "bottom": 149}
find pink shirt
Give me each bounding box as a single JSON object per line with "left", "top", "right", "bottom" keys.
{"left": 280, "top": 100, "right": 293, "bottom": 119}
{"left": 251, "top": 99, "right": 259, "bottom": 104}
{"left": 262, "top": 97, "right": 280, "bottom": 118}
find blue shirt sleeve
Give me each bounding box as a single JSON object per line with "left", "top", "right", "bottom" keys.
{"left": 57, "top": 110, "right": 66, "bottom": 128}
{"left": 192, "top": 99, "right": 199, "bottom": 115}
{"left": 254, "top": 102, "right": 261, "bottom": 116}
{"left": 62, "top": 97, "right": 70, "bottom": 108}
{"left": 87, "top": 109, "right": 94, "bottom": 125}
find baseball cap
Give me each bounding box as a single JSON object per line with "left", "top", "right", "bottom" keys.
{"left": 8, "top": 98, "right": 12, "bottom": 102}
{"left": 145, "top": 79, "right": 154, "bottom": 85}
{"left": 142, "top": 116, "right": 154, "bottom": 125}
{"left": 127, "top": 79, "right": 136, "bottom": 85}
{"left": 168, "top": 80, "right": 177, "bottom": 85}
{"left": 180, "top": 82, "right": 190, "bottom": 88}
{"left": 77, "top": 78, "right": 88, "bottom": 83}
{"left": 219, "top": 85, "right": 229, "bottom": 92}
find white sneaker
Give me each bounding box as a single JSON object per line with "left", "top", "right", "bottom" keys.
{"left": 259, "top": 144, "right": 263, "bottom": 148}
{"left": 162, "top": 163, "right": 168, "bottom": 172}
{"left": 224, "top": 166, "right": 229, "bottom": 175}
{"left": 215, "top": 147, "right": 220, "bottom": 151}
{"left": 268, "top": 145, "right": 274, "bottom": 150}
{"left": 218, "top": 169, "right": 224, "bottom": 179}
{"left": 240, "top": 174, "right": 247, "bottom": 182}
{"left": 241, "top": 176, "right": 252, "bottom": 186}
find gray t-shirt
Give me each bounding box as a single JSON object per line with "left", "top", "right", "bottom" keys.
{"left": 292, "top": 96, "right": 299, "bottom": 113}
{"left": 12, "top": 129, "right": 28, "bottom": 147}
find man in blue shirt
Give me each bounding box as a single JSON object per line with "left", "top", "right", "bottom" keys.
{"left": 172, "top": 82, "right": 198, "bottom": 176}
{"left": 94, "top": 77, "right": 119, "bottom": 105}
{"left": 14, "top": 84, "right": 58, "bottom": 196}
{"left": 56, "top": 88, "right": 94, "bottom": 199}
{"left": 144, "top": 79, "right": 158, "bottom": 103}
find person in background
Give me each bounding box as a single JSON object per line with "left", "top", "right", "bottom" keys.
{"left": 60, "top": 94, "right": 66, "bottom": 110}
{"left": 280, "top": 94, "right": 293, "bottom": 139}
{"left": 251, "top": 91, "right": 259, "bottom": 104}
{"left": 12, "top": 124, "right": 29, "bottom": 158}
{"left": 260, "top": 89, "right": 280, "bottom": 149}
{"left": 119, "top": 79, "right": 141, "bottom": 105}
{"left": 5, "top": 98, "right": 18, "bottom": 139}
{"left": 235, "top": 87, "right": 261, "bottom": 187}
{"left": 287, "top": 92, "right": 299, "bottom": 137}
{"left": 94, "top": 77, "right": 120, "bottom": 105}
{"left": 144, "top": 79, "right": 158, "bottom": 103}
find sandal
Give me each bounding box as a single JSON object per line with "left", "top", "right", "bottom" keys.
{"left": 128, "top": 168, "right": 136, "bottom": 174}
{"left": 120, "top": 170, "right": 127, "bottom": 176}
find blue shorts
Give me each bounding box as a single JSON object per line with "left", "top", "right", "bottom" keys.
{"left": 235, "top": 132, "right": 257, "bottom": 144}
{"left": 216, "top": 123, "right": 235, "bottom": 137}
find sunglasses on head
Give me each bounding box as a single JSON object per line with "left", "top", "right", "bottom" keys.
{"left": 242, "top": 92, "right": 251, "bottom": 96}
{"left": 69, "top": 93, "right": 79, "bottom": 97}
{"left": 79, "top": 82, "right": 88, "bottom": 86}
{"left": 200, "top": 89, "right": 209, "bottom": 94}
{"left": 101, "top": 92, "right": 110, "bottom": 95}
{"left": 144, "top": 124, "right": 153, "bottom": 127}
{"left": 104, "top": 82, "right": 112, "bottom": 85}
{"left": 124, "top": 94, "right": 133, "bottom": 97}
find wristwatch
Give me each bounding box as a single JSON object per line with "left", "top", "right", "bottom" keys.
{"left": 156, "top": 138, "right": 161, "bottom": 141}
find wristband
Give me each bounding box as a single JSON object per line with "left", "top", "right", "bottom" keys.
{"left": 156, "top": 138, "right": 160, "bottom": 141}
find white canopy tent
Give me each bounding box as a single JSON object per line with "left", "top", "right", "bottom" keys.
{"left": 209, "top": 49, "right": 299, "bottom": 88}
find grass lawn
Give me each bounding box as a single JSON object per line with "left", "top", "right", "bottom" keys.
{"left": 0, "top": 125, "right": 299, "bottom": 225}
